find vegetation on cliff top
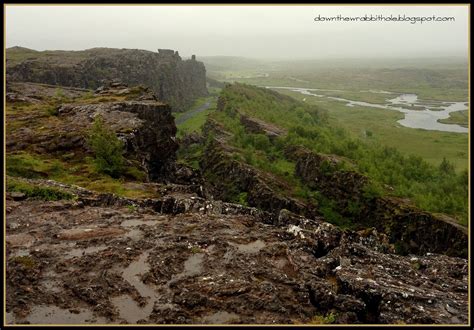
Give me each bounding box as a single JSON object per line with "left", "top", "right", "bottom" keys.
{"left": 200, "top": 83, "right": 468, "bottom": 225}
{"left": 6, "top": 87, "right": 156, "bottom": 199}
{"left": 86, "top": 115, "right": 125, "bottom": 178}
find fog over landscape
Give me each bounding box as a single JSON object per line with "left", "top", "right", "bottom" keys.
{"left": 4, "top": 4, "right": 470, "bottom": 326}
{"left": 5, "top": 5, "right": 469, "bottom": 58}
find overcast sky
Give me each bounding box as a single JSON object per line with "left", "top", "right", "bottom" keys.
{"left": 5, "top": 5, "right": 469, "bottom": 59}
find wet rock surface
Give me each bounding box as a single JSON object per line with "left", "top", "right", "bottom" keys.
{"left": 5, "top": 69, "right": 468, "bottom": 325}
{"left": 5, "top": 183, "right": 468, "bottom": 325}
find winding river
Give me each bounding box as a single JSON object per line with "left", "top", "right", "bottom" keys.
{"left": 267, "top": 87, "right": 468, "bottom": 133}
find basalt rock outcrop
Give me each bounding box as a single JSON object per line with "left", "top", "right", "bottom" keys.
{"left": 290, "top": 147, "right": 468, "bottom": 258}
{"left": 199, "top": 111, "right": 467, "bottom": 258}
{"left": 200, "top": 140, "right": 315, "bottom": 218}
{"left": 199, "top": 119, "right": 317, "bottom": 218}
{"left": 6, "top": 82, "right": 179, "bottom": 182}
{"left": 6, "top": 47, "right": 208, "bottom": 111}
{"left": 5, "top": 71, "right": 469, "bottom": 325}
{"left": 239, "top": 112, "right": 287, "bottom": 139}
{"left": 5, "top": 177, "right": 468, "bottom": 324}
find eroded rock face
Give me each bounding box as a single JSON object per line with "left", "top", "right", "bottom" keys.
{"left": 239, "top": 113, "right": 287, "bottom": 139}
{"left": 200, "top": 140, "right": 317, "bottom": 219}
{"left": 6, "top": 47, "right": 208, "bottom": 111}
{"left": 291, "top": 147, "right": 468, "bottom": 258}
{"left": 6, "top": 82, "right": 179, "bottom": 182}
{"left": 57, "top": 101, "right": 178, "bottom": 181}
{"left": 5, "top": 179, "right": 468, "bottom": 325}
{"left": 199, "top": 116, "right": 317, "bottom": 218}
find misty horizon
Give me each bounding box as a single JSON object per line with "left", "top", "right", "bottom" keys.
{"left": 5, "top": 5, "right": 469, "bottom": 59}
{"left": 5, "top": 45, "right": 470, "bottom": 62}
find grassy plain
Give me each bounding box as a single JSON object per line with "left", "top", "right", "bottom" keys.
{"left": 438, "top": 109, "right": 469, "bottom": 128}
{"left": 277, "top": 89, "right": 469, "bottom": 171}
{"left": 201, "top": 56, "right": 469, "bottom": 172}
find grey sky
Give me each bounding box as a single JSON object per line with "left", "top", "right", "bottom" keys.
{"left": 5, "top": 5, "right": 469, "bottom": 59}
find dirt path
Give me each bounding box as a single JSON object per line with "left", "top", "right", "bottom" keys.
{"left": 175, "top": 99, "right": 213, "bottom": 125}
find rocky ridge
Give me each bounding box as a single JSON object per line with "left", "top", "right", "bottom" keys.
{"left": 5, "top": 178, "right": 468, "bottom": 325}
{"left": 198, "top": 101, "right": 468, "bottom": 259}
{"left": 6, "top": 47, "right": 208, "bottom": 111}
{"left": 5, "top": 80, "right": 469, "bottom": 325}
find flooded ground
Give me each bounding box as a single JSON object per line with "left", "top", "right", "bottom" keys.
{"left": 268, "top": 86, "right": 468, "bottom": 133}
{"left": 5, "top": 196, "right": 468, "bottom": 325}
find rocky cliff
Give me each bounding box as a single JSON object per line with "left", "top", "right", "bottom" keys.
{"left": 6, "top": 47, "right": 208, "bottom": 111}
{"left": 196, "top": 96, "right": 468, "bottom": 259}
{"left": 290, "top": 147, "right": 468, "bottom": 258}
{"left": 6, "top": 81, "right": 179, "bottom": 182}
{"left": 5, "top": 78, "right": 469, "bottom": 325}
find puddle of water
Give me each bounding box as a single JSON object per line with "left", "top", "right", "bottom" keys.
{"left": 41, "top": 271, "right": 62, "bottom": 293}
{"left": 202, "top": 311, "right": 240, "bottom": 324}
{"left": 6, "top": 312, "right": 15, "bottom": 324}
{"left": 41, "top": 279, "right": 62, "bottom": 293}
{"left": 64, "top": 245, "right": 108, "bottom": 259}
{"left": 204, "top": 244, "right": 216, "bottom": 254}
{"left": 112, "top": 251, "right": 159, "bottom": 324}
{"left": 168, "top": 253, "right": 205, "bottom": 286}
{"left": 112, "top": 251, "right": 206, "bottom": 323}
{"left": 233, "top": 240, "right": 266, "bottom": 254}
{"left": 183, "top": 253, "right": 204, "bottom": 276}
{"left": 111, "top": 295, "right": 151, "bottom": 324}
{"left": 19, "top": 305, "right": 107, "bottom": 324}
{"left": 122, "top": 252, "right": 153, "bottom": 297}
{"left": 9, "top": 248, "right": 31, "bottom": 257}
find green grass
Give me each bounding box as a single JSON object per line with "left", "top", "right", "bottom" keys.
{"left": 438, "top": 109, "right": 469, "bottom": 127}
{"left": 7, "top": 177, "right": 74, "bottom": 201}
{"left": 277, "top": 89, "right": 468, "bottom": 172}
{"left": 176, "top": 96, "right": 217, "bottom": 138}
{"left": 6, "top": 152, "right": 64, "bottom": 178}
{"left": 206, "top": 83, "right": 468, "bottom": 225}
{"left": 177, "top": 108, "right": 214, "bottom": 138}
{"left": 207, "top": 57, "right": 468, "bottom": 102}
{"left": 6, "top": 151, "right": 156, "bottom": 199}
{"left": 310, "top": 312, "right": 337, "bottom": 324}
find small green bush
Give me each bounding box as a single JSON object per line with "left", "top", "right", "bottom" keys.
{"left": 310, "top": 312, "right": 337, "bottom": 324}
{"left": 54, "top": 88, "right": 66, "bottom": 99}
{"left": 86, "top": 115, "right": 125, "bottom": 178}
{"left": 237, "top": 192, "right": 248, "bottom": 206}
{"left": 439, "top": 157, "right": 455, "bottom": 176}
{"left": 46, "top": 106, "right": 59, "bottom": 116}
